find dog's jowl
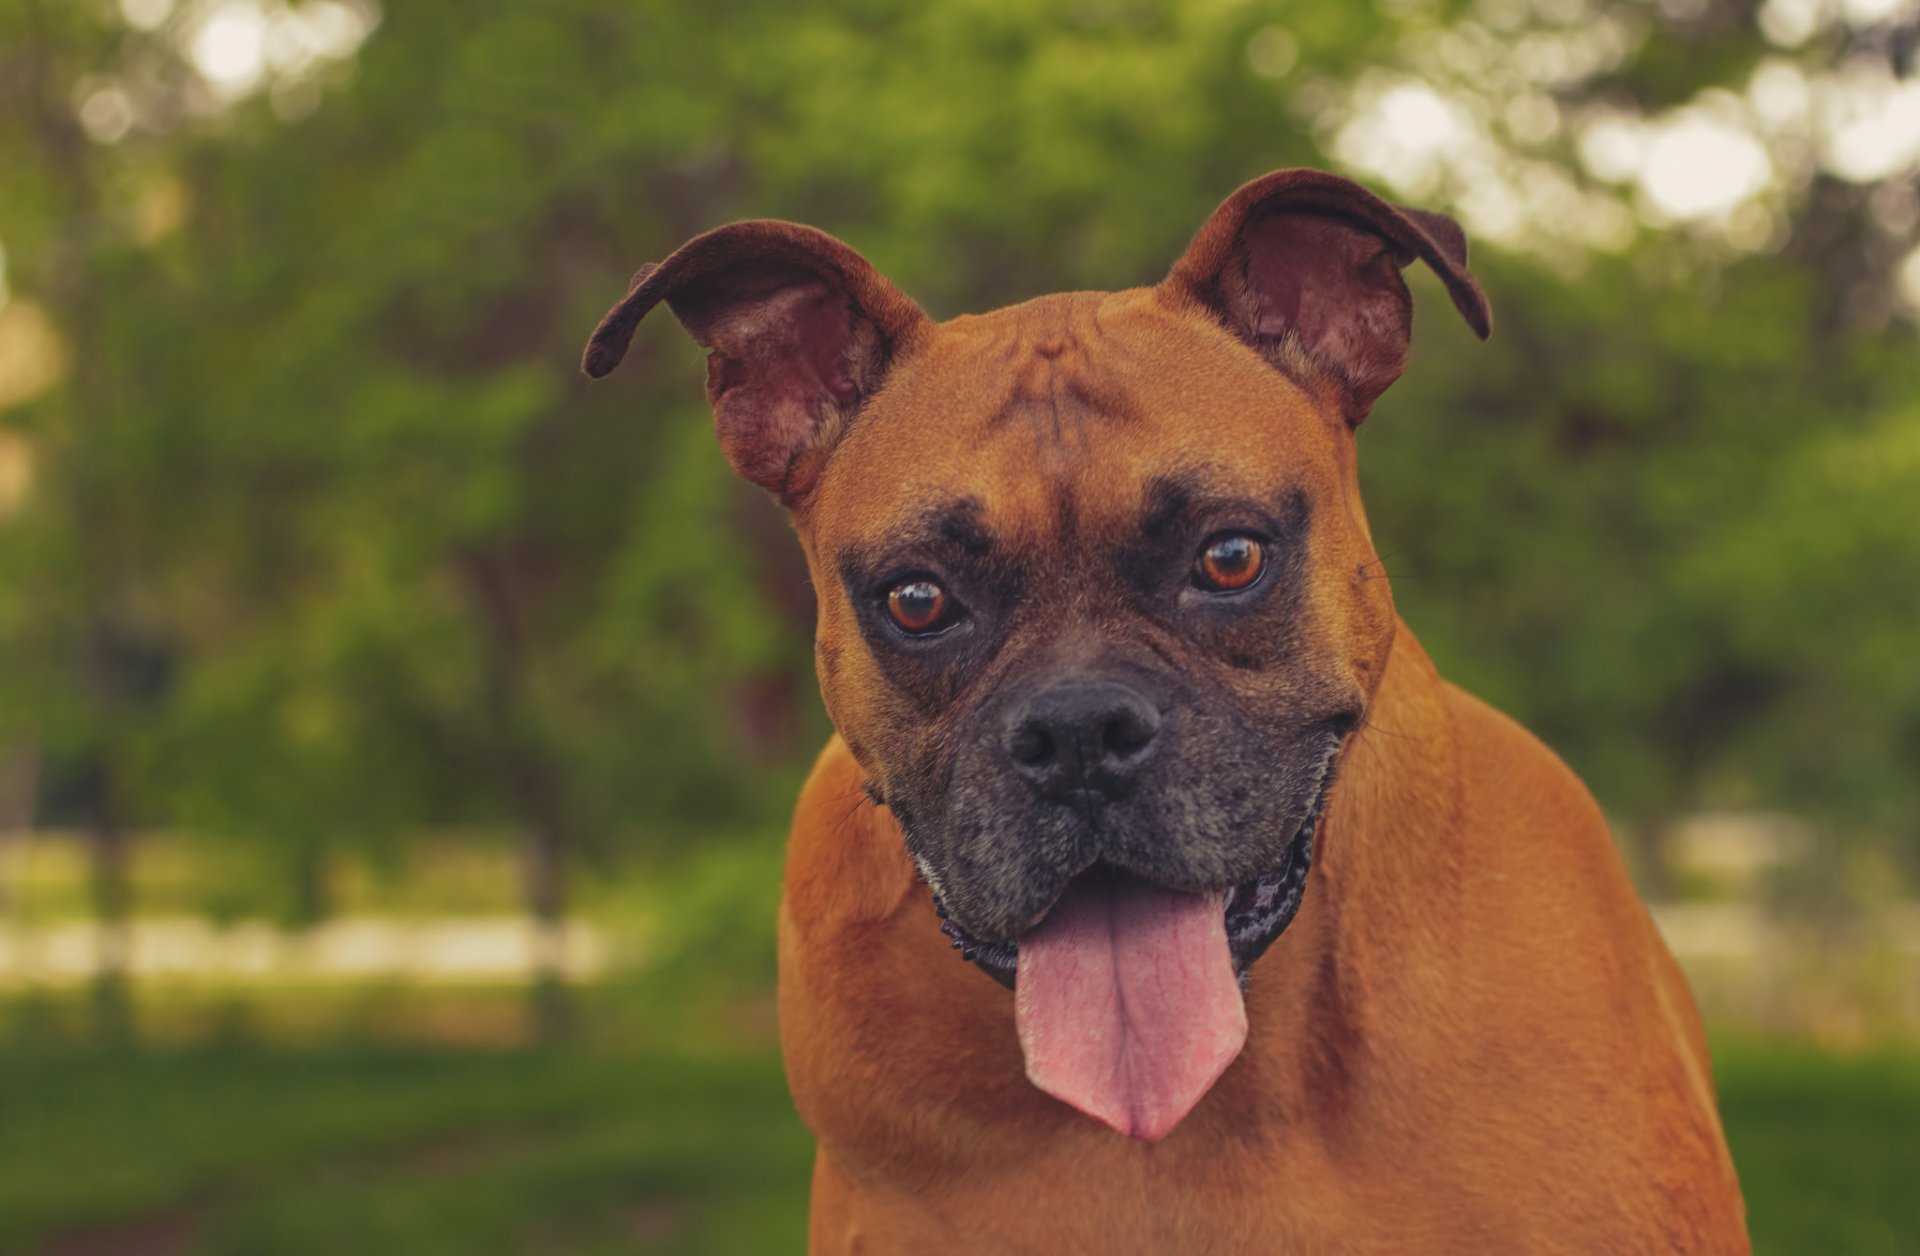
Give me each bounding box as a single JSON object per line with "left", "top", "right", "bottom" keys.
{"left": 585, "top": 169, "right": 1749, "bottom": 1253}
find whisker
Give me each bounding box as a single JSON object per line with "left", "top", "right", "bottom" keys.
{"left": 1358, "top": 547, "right": 1404, "bottom": 573}
{"left": 829, "top": 790, "right": 872, "bottom": 836}
{"left": 1356, "top": 712, "right": 1420, "bottom": 742}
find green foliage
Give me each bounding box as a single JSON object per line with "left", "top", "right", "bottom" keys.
{"left": 0, "top": 0, "right": 1915, "bottom": 916}
{"left": 1372, "top": 248, "right": 1920, "bottom": 838}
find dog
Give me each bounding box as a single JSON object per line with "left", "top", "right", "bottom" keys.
{"left": 584, "top": 168, "right": 1748, "bottom": 1253}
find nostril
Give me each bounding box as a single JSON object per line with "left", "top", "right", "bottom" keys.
{"left": 1008, "top": 723, "right": 1055, "bottom": 768}
{"left": 1102, "top": 708, "right": 1160, "bottom": 761}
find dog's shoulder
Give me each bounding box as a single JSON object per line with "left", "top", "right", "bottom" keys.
{"left": 1433, "top": 686, "right": 1749, "bottom": 1251}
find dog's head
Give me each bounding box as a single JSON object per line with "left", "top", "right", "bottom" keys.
{"left": 586, "top": 170, "right": 1489, "bottom": 987}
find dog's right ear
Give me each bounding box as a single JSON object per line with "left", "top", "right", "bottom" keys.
{"left": 582, "top": 222, "right": 930, "bottom": 504}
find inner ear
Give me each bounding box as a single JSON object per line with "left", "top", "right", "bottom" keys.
{"left": 1242, "top": 211, "right": 1414, "bottom": 410}
{"left": 672, "top": 266, "right": 862, "bottom": 407}
{"left": 677, "top": 269, "right": 877, "bottom": 492}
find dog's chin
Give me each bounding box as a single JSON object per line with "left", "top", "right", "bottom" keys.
{"left": 931, "top": 761, "right": 1339, "bottom": 992}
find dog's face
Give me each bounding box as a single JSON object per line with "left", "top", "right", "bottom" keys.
{"left": 802, "top": 290, "right": 1386, "bottom": 977}
{"left": 585, "top": 169, "right": 1489, "bottom": 985}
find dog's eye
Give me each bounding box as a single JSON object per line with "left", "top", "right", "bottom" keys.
{"left": 886, "top": 578, "right": 957, "bottom": 634}
{"left": 1193, "top": 533, "right": 1266, "bottom": 592}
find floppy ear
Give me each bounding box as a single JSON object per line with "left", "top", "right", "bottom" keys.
{"left": 1161, "top": 169, "right": 1491, "bottom": 424}
{"left": 582, "top": 221, "right": 930, "bottom": 502}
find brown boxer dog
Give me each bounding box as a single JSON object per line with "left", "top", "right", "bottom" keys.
{"left": 584, "top": 169, "right": 1748, "bottom": 1253}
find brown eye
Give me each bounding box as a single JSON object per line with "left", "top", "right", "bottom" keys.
{"left": 886, "top": 578, "right": 954, "bottom": 634}
{"left": 1194, "top": 533, "right": 1266, "bottom": 592}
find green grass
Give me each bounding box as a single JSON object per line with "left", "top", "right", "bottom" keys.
{"left": 1715, "top": 1038, "right": 1920, "bottom": 1255}
{"left": 0, "top": 1030, "right": 1915, "bottom": 1253}
{"left": 0, "top": 1041, "right": 811, "bottom": 1254}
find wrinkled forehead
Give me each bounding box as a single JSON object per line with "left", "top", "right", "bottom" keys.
{"left": 807, "top": 287, "right": 1339, "bottom": 555}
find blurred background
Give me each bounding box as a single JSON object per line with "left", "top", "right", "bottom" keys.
{"left": 1, "top": 0, "right": 1917, "bottom": 1251}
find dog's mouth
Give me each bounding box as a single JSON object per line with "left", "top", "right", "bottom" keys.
{"left": 933, "top": 756, "right": 1338, "bottom": 991}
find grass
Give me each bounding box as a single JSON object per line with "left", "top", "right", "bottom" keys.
{"left": 0, "top": 1039, "right": 811, "bottom": 1254}
{"left": 1714, "top": 1037, "right": 1920, "bottom": 1255}
{"left": 1, "top": 1020, "right": 1916, "bottom": 1254}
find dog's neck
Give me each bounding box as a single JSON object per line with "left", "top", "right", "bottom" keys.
{"left": 1214, "top": 620, "right": 1468, "bottom": 1136}
{"left": 1313, "top": 619, "right": 1468, "bottom": 955}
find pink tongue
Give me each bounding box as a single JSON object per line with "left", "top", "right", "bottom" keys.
{"left": 1014, "top": 875, "right": 1246, "bottom": 1142}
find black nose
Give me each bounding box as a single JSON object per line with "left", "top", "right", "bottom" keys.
{"left": 1004, "top": 680, "right": 1163, "bottom": 802}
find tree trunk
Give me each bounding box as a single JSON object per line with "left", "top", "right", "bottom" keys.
{"left": 460, "top": 547, "right": 577, "bottom": 1044}
{"left": 1627, "top": 813, "right": 1676, "bottom": 902}
{"left": 87, "top": 771, "right": 134, "bottom": 1045}
{"left": 521, "top": 820, "right": 572, "bottom": 1044}
{"left": 290, "top": 842, "right": 332, "bottom": 928}
{"left": 0, "top": 745, "right": 37, "bottom": 917}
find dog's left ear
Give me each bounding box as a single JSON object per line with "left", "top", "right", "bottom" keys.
{"left": 1162, "top": 169, "right": 1491, "bottom": 424}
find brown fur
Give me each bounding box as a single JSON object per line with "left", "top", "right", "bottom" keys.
{"left": 586, "top": 171, "right": 1748, "bottom": 1252}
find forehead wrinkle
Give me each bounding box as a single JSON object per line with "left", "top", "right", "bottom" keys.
{"left": 876, "top": 316, "right": 1022, "bottom": 450}
{"left": 966, "top": 295, "right": 1114, "bottom": 441}
{"left": 1034, "top": 298, "right": 1177, "bottom": 436}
